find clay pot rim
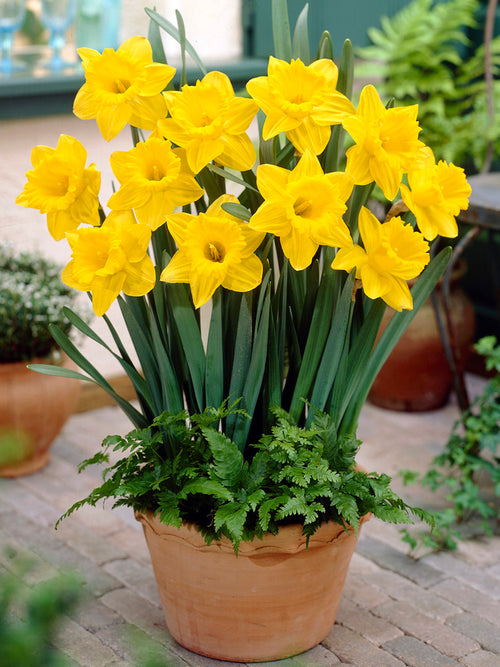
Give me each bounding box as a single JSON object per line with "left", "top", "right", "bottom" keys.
{"left": 135, "top": 509, "right": 371, "bottom": 556}
{"left": 0, "top": 350, "right": 69, "bottom": 374}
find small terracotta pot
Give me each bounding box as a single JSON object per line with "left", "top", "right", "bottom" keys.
{"left": 368, "top": 260, "right": 475, "bottom": 411}
{"left": 0, "top": 354, "right": 81, "bottom": 477}
{"left": 136, "top": 510, "right": 370, "bottom": 662}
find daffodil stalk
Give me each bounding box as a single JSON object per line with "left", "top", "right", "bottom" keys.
{"left": 18, "top": 0, "right": 471, "bottom": 452}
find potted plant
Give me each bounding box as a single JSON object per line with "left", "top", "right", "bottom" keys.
{"left": 16, "top": 0, "right": 472, "bottom": 661}
{"left": 0, "top": 245, "right": 82, "bottom": 477}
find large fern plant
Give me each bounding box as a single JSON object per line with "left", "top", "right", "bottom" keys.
{"left": 59, "top": 404, "right": 430, "bottom": 551}
{"left": 357, "top": 0, "right": 500, "bottom": 172}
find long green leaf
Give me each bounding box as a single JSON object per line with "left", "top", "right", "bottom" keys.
{"left": 118, "top": 297, "right": 163, "bottom": 415}
{"left": 208, "top": 165, "right": 260, "bottom": 194}
{"left": 272, "top": 0, "right": 292, "bottom": 61}
{"left": 232, "top": 289, "right": 272, "bottom": 451}
{"left": 339, "top": 247, "right": 452, "bottom": 438}
{"left": 47, "top": 324, "right": 146, "bottom": 427}
{"left": 308, "top": 272, "right": 356, "bottom": 415}
{"left": 221, "top": 202, "right": 251, "bottom": 222}
{"left": 316, "top": 30, "right": 333, "bottom": 60}
{"left": 289, "top": 266, "right": 336, "bottom": 422}
{"left": 175, "top": 9, "right": 188, "bottom": 86}
{"left": 166, "top": 283, "right": 205, "bottom": 413}
{"left": 334, "top": 297, "right": 386, "bottom": 425}
{"left": 28, "top": 364, "right": 93, "bottom": 382}
{"left": 225, "top": 292, "right": 252, "bottom": 439}
{"left": 62, "top": 307, "right": 153, "bottom": 412}
{"left": 337, "top": 39, "right": 354, "bottom": 98}
{"left": 145, "top": 8, "right": 207, "bottom": 75}
{"left": 205, "top": 289, "right": 224, "bottom": 409}
{"left": 147, "top": 10, "right": 168, "bottom": 65}
{"left": 149, "top": 313, "right": 183, "bottom": 415}
{"left": 292, "top": 3, "right": 310, "bottom": 64}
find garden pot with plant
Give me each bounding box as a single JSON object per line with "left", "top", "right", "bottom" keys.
{"left": 0, "top": 246, "right": 82, "bottom": 477}
{"left": 17, "top": 0, "right": 472, "bottom": 660}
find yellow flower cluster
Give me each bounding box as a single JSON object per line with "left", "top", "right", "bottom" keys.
{"left": 17, "top": 37, "right": 471, "bottom": 315}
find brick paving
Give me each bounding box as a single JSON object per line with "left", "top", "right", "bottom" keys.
{"left": 1, "top": 379, "right": 500, "bottom": 666}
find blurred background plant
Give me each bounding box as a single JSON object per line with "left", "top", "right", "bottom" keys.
{"left": 357, "top": 0, "right": 500, "bottom": 174}
{"left": 0, "top": 244, "right": 81, "bottom": 363}
{"left": 0, "top": 551, "right": 81, "bottom": 667}
{"left": 400, "top": 335, "right": 500, "bottom": 551}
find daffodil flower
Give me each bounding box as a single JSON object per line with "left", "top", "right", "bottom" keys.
{"left": 331, "top": 207, "right": 430, "bottom": 311}
{"left": 342, "top": 85, "right": 424, "bottom": 201}
{"left": 400, "top": 147, "right": 471, "bottom": 241}
{"left": 62, "top": 210, "right": 156, "bottom": 316}
{"left": 107, "top": 137, "right": 204, "bottom": 230}
{"left": 249, "top": 150, "right": 354, "bottom": 270}
{"left": 74, "top": 36, "right": 175, "bottom": 141}
{"left": 158, "top": 71, "right": 258, "bottom": 174}
{"left": 160, "top": 195, "right": 265, "bottom": 308}
{"left": 16, "top": 134, "right": 101, "bottom": 241}
{"left": 246, "top": 56, "right": 355, "bottom": 155}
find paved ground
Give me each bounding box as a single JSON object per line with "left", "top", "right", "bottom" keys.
{"left": 1, "top": 376, "right": 500, "bottom": 667}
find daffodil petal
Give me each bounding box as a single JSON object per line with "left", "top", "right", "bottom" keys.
{"left": 223, "top": 96, "right": 259, "bottom": 134}
{"left": 382, "top": 277, "right": 413, "bottom": 311}
{"left": 256, "top": 164, "right": 290, "bottom": 200}
{"left": 280, "top": 229, "right": 318, "bottom": 271}
{"left": 370, "top": 154, "right": 402, "bottom": 201}
{"left": 216, "top": 133, "right": 256, "bottom": 171}
{"left": 96, "top": 104, "right": 132, "bottom": 142}
{"left": 290, "top": 150, "right": 323, "bottom": 180}
{"left": 122, "top": 256, "right": 156, "bottom": 296}
{"left": 190, "top": 269, "right": 223, "bottom": 309}
{"left": 223, "top": 254, "right": 263, "bottom": 292}
{"left": 331, "top": 245, "right": 366, "bottom": 274}
{"left": 250, "top": 201, "right": 291, "bottom": 235}
{"left": 358, "top": 207, "right": 381, "bottom": 254}
{"left": 160, "top": 250, "right": 192, "bottom": 284}
{"left": 286, "top": 118, "right": 331, "bottom": 155}
{"left": 91, "top": 273, "right": 126, "bottom": 317}
{"left": 108, "top": 182, "right": 150, "bottom": 210}
{"left": 359, "top": 264, "right": 391, "bottom": 300}
{"left": 186, "top": 138, "right": 222, "bottom": 174}
{"left": 166, "top": 212, "right": 196, "bottom": 245}
{"left": 345, "top": 144, "right": 373, "bottom": 185}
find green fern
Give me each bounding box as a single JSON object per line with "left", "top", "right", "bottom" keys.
{"left": 56, "top": 404, "right": 432, "bottom": 551}
{"left": 358, "top": 0, "right": 500, "bottom": 171}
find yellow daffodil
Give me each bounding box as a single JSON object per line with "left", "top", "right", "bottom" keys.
{"left": 74, "top": 36, "right": 175, "bottom": 141}
{"left": 160, "top": 195, "right": 265, "bottom": 308}
{"left": 16, "top": 134, "right": 101, "bottom": 241}
{"left": 158, "top": 71, "right": 258, "bottom": 174}
{"left": 62, "top": 210, "right": 156, "bottom": 316}
{"left": 249, "top": 150, "right": 354, "bottom": 270}
{"left": 400, "top": 147, "right": 471, "bottom": 241}
{"left": 342, "top": 85, "right": 424, "bottom": 201}
{"left": 107, "top": 137, "right": 204, "bottom": 230}
{"left": 331, "top": 206, "right": 430, "bottom": 311}
{"left": 246, "top": 56, "right": 355, "bottom": 155}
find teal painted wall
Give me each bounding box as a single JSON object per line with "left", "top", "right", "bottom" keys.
{"left": 244, "top": 0, "right": 414, "bottom": 58}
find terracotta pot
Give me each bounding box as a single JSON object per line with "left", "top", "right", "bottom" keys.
{"left": 368, "top": 260, "right": 475, "bottom": 411}
{"left": 0, "top": 354, "right": 81, "bottom": 477}
{"left": 136, "top": 510, "right": 370, "bottom": 662}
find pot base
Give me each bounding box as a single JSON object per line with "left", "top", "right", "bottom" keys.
{"left": 0, "top": 447, "right": 51, "bottom": 478}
